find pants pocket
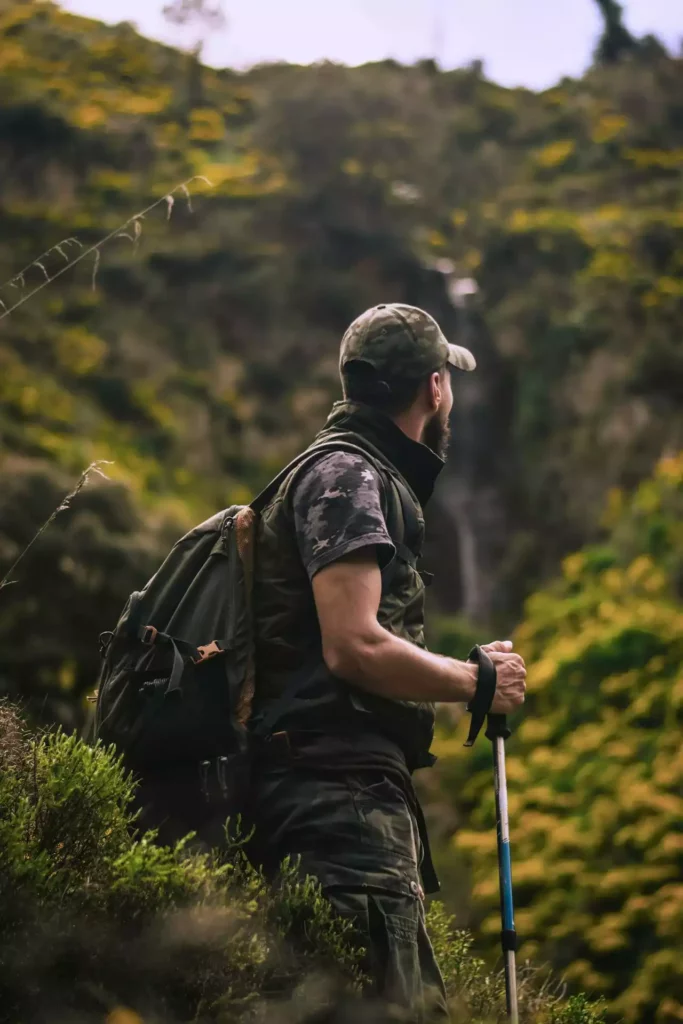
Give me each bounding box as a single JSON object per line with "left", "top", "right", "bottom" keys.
{"left": 345, "top": 772, "right": 421, "bottom": 863}
{"left": 325, "top": 888, "right": 449, "bottom": 1021}
{"left": 369, "top": 894, "right": 421, "bottom": 1010}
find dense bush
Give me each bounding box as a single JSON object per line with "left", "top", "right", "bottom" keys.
{"left": 0, "top": 703, "right": 607, "bottom": 1023}
{"left": 0, "top": 700, "right": 367, "bottom": 1022}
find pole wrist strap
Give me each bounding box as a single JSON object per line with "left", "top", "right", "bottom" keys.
{"left": 464, "top": 644, "right": 497, "bottom": 747}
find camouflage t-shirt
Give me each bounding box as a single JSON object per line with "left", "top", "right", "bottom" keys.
{"left": 292, "top": 452, "right": 396, "bottom": 579}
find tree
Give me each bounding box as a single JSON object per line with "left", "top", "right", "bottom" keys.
{"left": 162, "top": 0, "right": 226, "bottom": 48}
{"left": 162, "top": 0, "right": 227, "bottom": 109}
{"left": 593, "top": 0, "right": 638, "bottom": 64}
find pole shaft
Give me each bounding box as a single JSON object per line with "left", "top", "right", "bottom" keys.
{"left": 493, "top": 735, "right": 519, "bottom": 1024}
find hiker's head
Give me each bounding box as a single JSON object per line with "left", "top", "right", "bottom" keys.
{"left": 339, "top": 303, "right": 476, "bottom": 460}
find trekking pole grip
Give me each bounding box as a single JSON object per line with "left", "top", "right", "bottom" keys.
{"left": 486, "top": 714, "right": 511, "bottom": 740}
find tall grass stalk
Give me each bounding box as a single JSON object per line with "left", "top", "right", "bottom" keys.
{"left": 0, "top": 175, "right": 213, "bottom": 321}
{"left": 0, "top": 461, "right": 112, "bottom": 591}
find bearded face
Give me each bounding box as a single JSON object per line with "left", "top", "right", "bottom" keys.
{"left": 421, "top": 402, "right": 451, "bottom": 460}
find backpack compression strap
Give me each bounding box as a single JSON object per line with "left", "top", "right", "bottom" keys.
{"left": 135, "top": 625, "right": 199, "bottom": 696}
{"left": 234, "top": 506, "right": 257, "bottom": 726}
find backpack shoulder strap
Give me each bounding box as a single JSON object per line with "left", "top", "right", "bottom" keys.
{"left": 382, "top": 472, "right": 421, "bottom": 570}
{"left": 249, "top": 446, "right": 337, "bottom": 515}
{"left": 251, "top": 438, "right": 421, "bottom": 572}
{"left": 250, "top": 439, "right": 381, "bottom": 514}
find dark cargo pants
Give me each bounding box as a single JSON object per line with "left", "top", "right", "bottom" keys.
{"left": 249, "top": 766, "right": 449, "bottom": 1022}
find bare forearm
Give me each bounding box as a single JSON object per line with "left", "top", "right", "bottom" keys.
{"left": 314, "top": 553, "right": 478, "bottom": 703}
{"left": 326, "top": 626, "right": 477, "bottom": 703}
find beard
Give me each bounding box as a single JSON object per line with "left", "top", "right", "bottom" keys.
{"left": 422, "top": 408, "right": 451, "bottom": 460}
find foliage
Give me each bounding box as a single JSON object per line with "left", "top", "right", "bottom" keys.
{"left": 548, "top": 995, "right": 609, "bottom": 1024}
{"left": 0, "top": 457, "right": 174, "bottom": 726}
{"left": 0, "top": 4, "right": 681, "bottom": 1018}
{"left": 427, "top": 901, "right": 607, "bottom": 1024}
{"left": 1, "top": 2, "right": 681, "bottom": 667}
{"left": 0, "top": 702, "right": 608, "bottom": 1023}
{"left": 0, "top": 701, "right": 368, "bottom": 1022}
{"left": 432, "top": 454, "right": 683, "bottom": 1022}
{"left": 593, "top": 0, "right": 638, "bottom": 65}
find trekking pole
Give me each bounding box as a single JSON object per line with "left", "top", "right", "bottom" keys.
{"left": 485, "top": 713, "right": 519, "bottom": 1024}
{"left": 464, "top": 647, "right": 519, "bottom": 1024}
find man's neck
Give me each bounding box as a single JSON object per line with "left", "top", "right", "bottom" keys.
{"left": 391, "top": 409, "right": 426, "bottom": 445}
{"left": 315, "top": 401, "right": 444, "bottom": 508}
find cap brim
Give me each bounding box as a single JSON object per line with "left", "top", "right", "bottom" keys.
{"left": 447, "top": 342, "right": 476, "bottom": 371}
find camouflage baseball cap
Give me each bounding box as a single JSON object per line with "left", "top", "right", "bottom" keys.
{"left": 339, "top": 303, "right": 476, "bottom": 383}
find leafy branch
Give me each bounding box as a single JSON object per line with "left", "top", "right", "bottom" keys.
{"left": 0, "top": 175, "right": 213, "bottom": 321}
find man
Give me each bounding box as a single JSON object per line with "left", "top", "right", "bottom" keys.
{"left": 248, "top": 304, "right": 526, "bottom": 1020}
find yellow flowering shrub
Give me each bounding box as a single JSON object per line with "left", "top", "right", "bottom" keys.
{"left": 535, "top": 140, "right": 576, "bottom": 168}
{"left": 442, "top": 455, "right": 683, "bottom": 1022}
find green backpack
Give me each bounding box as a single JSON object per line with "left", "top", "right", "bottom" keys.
{"left": 93, "top": 442, "right": 419, "bottom": 777}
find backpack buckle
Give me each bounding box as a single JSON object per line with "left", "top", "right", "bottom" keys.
{"left": 140, "top": 624, "right": 158, "bottom": 646}
{"left": 193, "top": 640, "right": 223, "bottom": 664}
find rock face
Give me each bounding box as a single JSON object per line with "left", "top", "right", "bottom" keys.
{"left": 427, "top": 318, "right": 514, "bottom": 626}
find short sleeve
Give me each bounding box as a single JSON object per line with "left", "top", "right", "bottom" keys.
{"left": 291, "top": 452, "right": 396, "bottom": 579}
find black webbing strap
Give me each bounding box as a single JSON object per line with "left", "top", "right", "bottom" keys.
{"left": 136, "top": 627, "right": 199, "bottom": 697}
{"left": 464, "top": 644, "right": 497, "bottom": 747}
{"left": 250, "top": 661, "right": 328, "bottom": 739}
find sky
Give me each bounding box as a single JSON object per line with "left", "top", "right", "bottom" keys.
{"left": 59, "top": 0, "right": 681, "bottom": 91}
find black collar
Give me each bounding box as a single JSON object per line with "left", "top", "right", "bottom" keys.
{"left": 315, "top": 401, "right": 445, "bottom": 508}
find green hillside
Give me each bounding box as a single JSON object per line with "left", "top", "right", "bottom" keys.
{"left": 1, "top": 3, "right": 681, "bottom": 655}
{"left": 0, "top": 3, "right": 682, "bottom": 1017}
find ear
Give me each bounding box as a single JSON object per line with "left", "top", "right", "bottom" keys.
{"left": 427, "top": 371, "right": 442, "bottom": 411}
